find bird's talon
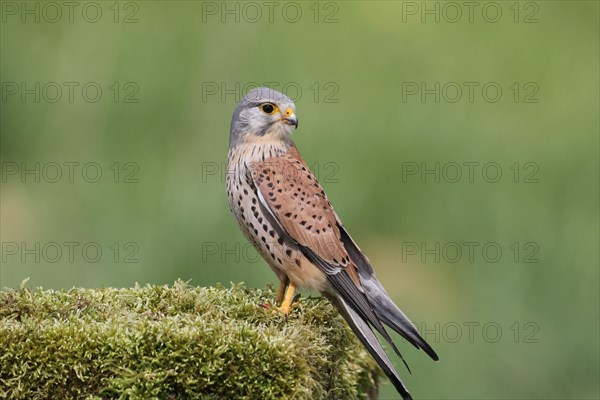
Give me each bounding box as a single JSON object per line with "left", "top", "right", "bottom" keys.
{"left": 273, "top": 304, "right": 291, "bottom": 315}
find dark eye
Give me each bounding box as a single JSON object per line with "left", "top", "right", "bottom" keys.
{"left": 261, "top": 103, "right": 275, "bottom": 114}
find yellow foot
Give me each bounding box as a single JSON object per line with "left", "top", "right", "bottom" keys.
{"left": 274, "top": 303, "right": 292, "bottom": 315}
{"left": 268, "top": 282, "right": 296, "bottom": 316}
{"left": 258, "top": 302, "right": 292, "bottom": 315}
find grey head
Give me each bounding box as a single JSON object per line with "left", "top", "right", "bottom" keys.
{"left": 229, "top": 87, "right": 298, "bottom": 146}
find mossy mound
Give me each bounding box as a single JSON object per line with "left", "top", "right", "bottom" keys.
{"left": 0, "top": 281, "right": 380, "bottom": 399}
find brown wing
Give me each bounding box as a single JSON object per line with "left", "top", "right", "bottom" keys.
{"left": 247, "top": 146, "right": 438, "bottom": 390}
{"left": 247, "top": 146, "right": 412, "bottom": 364}
{"left": 247, "top": 146, "right": 362, "bottom": 286}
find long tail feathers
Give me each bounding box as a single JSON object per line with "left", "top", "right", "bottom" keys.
{"left": 361, "top": 276, "right": 439, "bottom": 362}
{"left": 337, "top": 224, "right": 439, "bottom": 362}
{"left": 327, "top": 293, "right": 414, "bottom": 400}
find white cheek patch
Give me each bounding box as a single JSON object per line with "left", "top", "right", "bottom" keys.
{"left": 264, "top": 123, "right": 294, "bottom": 140}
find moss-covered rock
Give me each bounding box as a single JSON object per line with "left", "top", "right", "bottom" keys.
{"left": 0, "top": 281, "right": 381, "bottom": 399}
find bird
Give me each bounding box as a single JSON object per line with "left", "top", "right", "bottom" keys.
{"left": 226, "top": 87, "right": 438, "bottom": 399}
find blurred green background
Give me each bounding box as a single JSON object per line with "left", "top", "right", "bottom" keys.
{"left": 1, "top": 1, "right": 598, "bottom": 399}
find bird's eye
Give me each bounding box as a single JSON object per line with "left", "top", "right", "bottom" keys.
{"left": 260, "top": 103, "right": 276, "bottom": 114}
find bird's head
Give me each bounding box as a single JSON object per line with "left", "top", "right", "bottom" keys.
{"left": 230, "top": 87, "right": 298, "bottom": 146}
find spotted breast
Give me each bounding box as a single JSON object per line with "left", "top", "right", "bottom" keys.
{"left": 226, "top": 141, "right": 329, "bottom": 291}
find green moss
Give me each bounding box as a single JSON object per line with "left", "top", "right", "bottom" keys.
{"left": 0, "top": 281, "right": 380, "bottom": 399}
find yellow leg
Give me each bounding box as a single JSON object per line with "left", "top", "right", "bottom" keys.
{"left": 275, "top": 279, "right": 288, "bottom": 304}
{"left": 276, "top": 282, "right": 296, "bottom": 315}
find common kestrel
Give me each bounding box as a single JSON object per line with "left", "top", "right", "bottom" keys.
{"left": 226, "top": 88, "right": 438, "bottom": 399}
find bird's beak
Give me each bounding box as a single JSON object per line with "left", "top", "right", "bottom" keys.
{"left": 281, "top": 107, "right": 298, "bottom": 129}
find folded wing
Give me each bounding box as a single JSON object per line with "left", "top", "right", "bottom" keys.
{"left": 246, "top": 146, "right": 437, "bottom": 398}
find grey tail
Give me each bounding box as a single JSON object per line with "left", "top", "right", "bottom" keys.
{"left": 362, "top": 276, "right": 439, "bottom": 362}
{"left": 337, "top": 225, "right": 439, "bottom": 362}
{"left": 326, "top": 292, "right": 414, "bottom": 400}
